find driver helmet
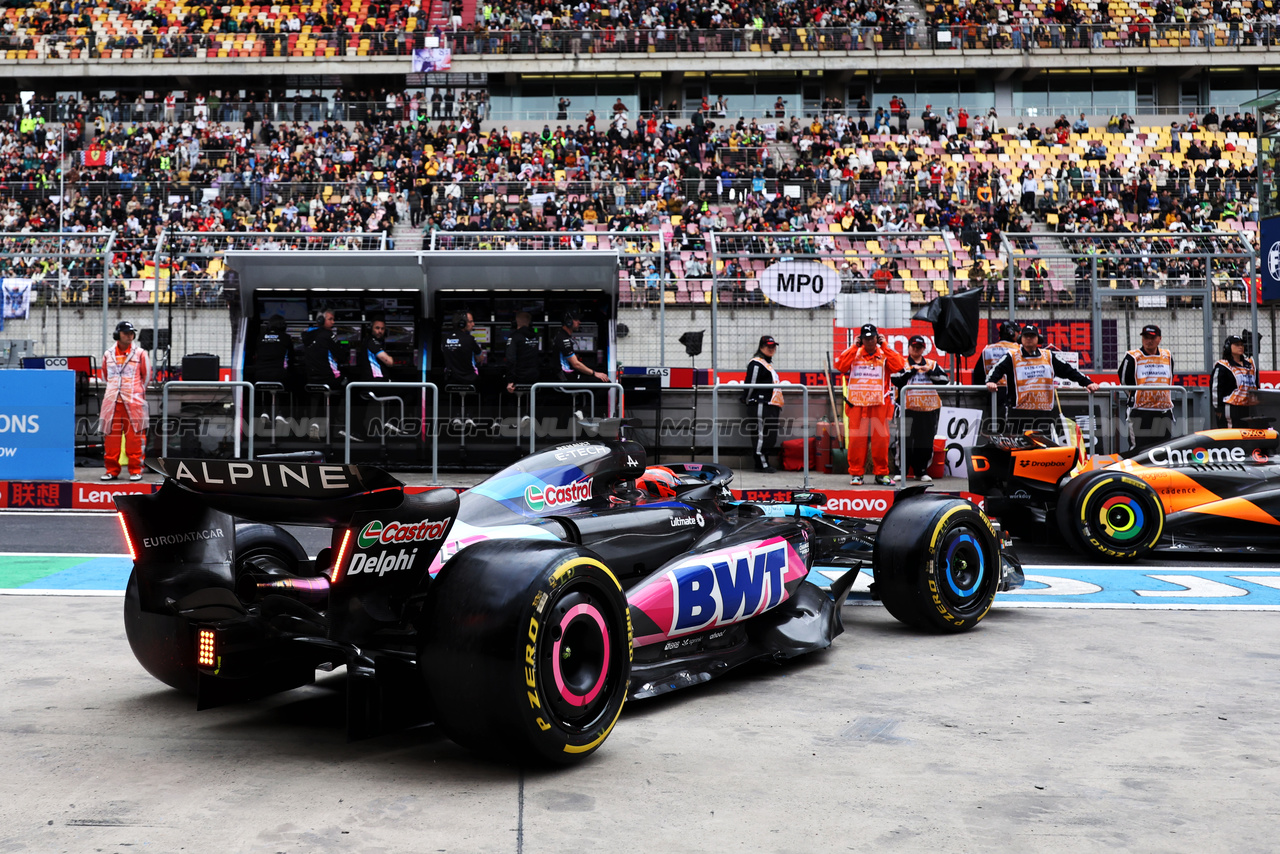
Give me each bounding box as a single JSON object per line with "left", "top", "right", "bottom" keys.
{"left": 635, "top": 466, "right": 679, "bottom": 499}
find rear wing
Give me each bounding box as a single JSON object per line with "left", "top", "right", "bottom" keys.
{"left": 146, "top": 458, "right": 407, "bottom": 525}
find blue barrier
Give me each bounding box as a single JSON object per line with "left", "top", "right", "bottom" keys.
{"left": 0, "top": 370, "right": 75, "bottom": 481}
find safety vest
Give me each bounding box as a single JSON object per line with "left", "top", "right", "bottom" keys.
{"left": 1126, "top": 347, "right": 1172, "bottom": 411}
{"left": 1011, "top": 349, "right": 1055, "bottom": 411}
{"left": 748, "top": 356, "right": 784, "bottom": 407}
{"left": 99, "top": 343, "right": 150, "bottom": 435}
{"left": 981, "top": 340, "right": 1019, "bottom": 386}
{"left": 902, "top": 359, "right": 941, "bottom": 411}
{"left": 1220, "top": 358, "right": 1258, "bottom": 406}
{"left": 846, "top": 351, "right": 891, "bottom": 407}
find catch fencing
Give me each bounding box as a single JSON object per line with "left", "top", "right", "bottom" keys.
{"left": 1, "top": 228, "right": 1268, "bottom": 379}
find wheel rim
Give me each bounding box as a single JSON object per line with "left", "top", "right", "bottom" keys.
{"left": 542, "top": 586, "right": 619, "bottom": 728}
{"left": 938, "top": 526, "right": 987, "bottom": 609}
{"left": 1097, "top": 493, "right": 1146, "bottom": 544}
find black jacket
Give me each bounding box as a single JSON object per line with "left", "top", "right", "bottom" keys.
{"left": 505, "top": 325, "right": 541, "bottom": 385}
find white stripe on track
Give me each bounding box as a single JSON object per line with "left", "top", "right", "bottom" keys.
{"left": 0, "top": 589, "right": 124, "bottom": 597}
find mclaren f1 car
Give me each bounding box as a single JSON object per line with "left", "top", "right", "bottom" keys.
{"left": 968, "top": 426, "right": 1280, "bottom": 560}
{"left": 116, "top": 440, "right": 1022, "bottom": 765}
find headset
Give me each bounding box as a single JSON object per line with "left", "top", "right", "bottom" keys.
{"left": 113, "top": 320, "right": 137, "bottom": 341}
{"left": 452, "top": 310, "right": 472, "bottom": 331}
{"left": 998, "top": 320, "right": 1020, "bottom": 342}
{"left": 562, "top": 309, "right": 580, "bottom": 328}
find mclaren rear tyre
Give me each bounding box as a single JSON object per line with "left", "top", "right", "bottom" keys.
{"left": 419, "top": 540, "right": 632, "bottom": 765}
{"left": 123, "top": 569, "right": 199, "bottom": 694}
{"left": 1057, "top": 471, "right": 1165, "bottom": 561}
{"left": 873, "top": 495, "right": 1002, "bottom": 633}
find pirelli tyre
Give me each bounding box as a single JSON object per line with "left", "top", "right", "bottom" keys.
{"left": 123, "top": 569, "right": 200, "bottom": 694}
{"left": 419, "top": 539, "right": 632, "bottom": 765}
{"left": 1057, "top": 471, "right": 1165, "bottom": 561}
{"left": 123, "top": 524, "right": 306, "bottom": 694}
{"left": 873, "top": 495, "right": 1002, "bottom": 632}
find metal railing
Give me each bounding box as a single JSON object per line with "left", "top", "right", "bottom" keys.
{"left": 160, "top": 380, "right": 255, "bottom": 459}
{"left": 527, "top": 381, "right": 623, "bottom": 453}
{"left": 344, "top": 381, "right": 440, "bottom": 482}
{"left": 5, "top": 25, "right": 1274, "bottom": 64}
{"left": 4, "top": 96, "right": 1259, "bottom": 126}
{"left": 711, "top": 381, "right": 814, "bottom": 488}
{"left": 1062, "top": 384, "right": 1196, "bottom": 455}
{"left": 892, "top": 382, "right": 1194, "bottom": 484}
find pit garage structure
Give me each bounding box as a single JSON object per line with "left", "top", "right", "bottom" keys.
{"left": 215, "top": 250, "right": 623, "bottom": 467}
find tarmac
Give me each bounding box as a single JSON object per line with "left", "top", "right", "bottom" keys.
{"left": 0, "top": 595, "right": 1276, "bottom": 853}
{"left": 2, "top": 460, "right": 1277, "bottom": 852}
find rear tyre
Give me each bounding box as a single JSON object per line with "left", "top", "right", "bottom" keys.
{"left": 231, "top": 523, "right": 308, "bottom": 602}
{"left": 419, "top": 540, "right": 632, "bottom": 765}
{"left": 873, "top": 495, "right": 1001, "bottom": 632}
{"left": 124, "top": 569, "right": 199, "bottom": 694}
{"left": 1057, "top": 471, "right": 1164, "bottom": 561}
{"left": 123, "top": 524, "right": 307, "bottom": 694}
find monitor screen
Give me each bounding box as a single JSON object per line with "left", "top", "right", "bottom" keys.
{"left": 259, "top": 299, "right": 309, "bottom": 321}
{"left": 383, "top": 324, "right": 414, "bottom": 346}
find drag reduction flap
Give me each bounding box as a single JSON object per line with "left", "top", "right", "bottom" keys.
{"left": 149, "top": 458, "right": 407, "bottom": 525}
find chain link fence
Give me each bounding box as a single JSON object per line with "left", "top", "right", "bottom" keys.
{"left": 0, "top": 230, "right": 381, "bottom": 370}
{"left": 1, "top": 228, "right": 1267, "bottom": 377}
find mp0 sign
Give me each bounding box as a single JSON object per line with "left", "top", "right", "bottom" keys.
{"left": 755, "top": 260, "right": 838, "bottom": 309}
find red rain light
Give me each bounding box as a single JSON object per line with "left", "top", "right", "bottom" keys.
{"left": 196, "top": 629, "right": 216, "bottom": 668}
{"left": 117, "top": 512, "right": 138, "bottom": 561}
{"left": 329, "top": 529, "right": 353, "bottom": 584}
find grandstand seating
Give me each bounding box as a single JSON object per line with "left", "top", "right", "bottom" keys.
{"left": 0, "top": 0, "right": 1274, "bottom": 57}
{"left": 0, "top": 87, "right": 1260, "bottom": 311}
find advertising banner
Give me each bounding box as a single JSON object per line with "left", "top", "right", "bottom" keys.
{"left": 0, "top": 370, "right": 75, "bottom": 481}
{"left": 1262, "top": 216, "right": 1280, "bottom": 303}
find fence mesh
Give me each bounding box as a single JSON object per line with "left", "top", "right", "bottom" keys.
{"left": 0, "top": 229, "right": 1266, "bottom": 376}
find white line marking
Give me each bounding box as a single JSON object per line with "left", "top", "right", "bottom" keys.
{"left": 1232, "top": 576, "right": 1280, "bottom": 590}
{"left": 0, "top": 590, "right": 124, "bottom": 597}
{"left": 1003, "top": 575, "right": 1104, "bottom": 596}
{"left": 1135, "top": 576, "right": 1250, "bottom": 598}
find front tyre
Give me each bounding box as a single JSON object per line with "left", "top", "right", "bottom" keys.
{"left": 873, "top": 495, "right": 1001, "bottom": 632}
{"left": 419, "top": 540, "right": 632, "bottom": 765}
{"left": 1057, "top": 471, "right": 1164, "bottom": 561}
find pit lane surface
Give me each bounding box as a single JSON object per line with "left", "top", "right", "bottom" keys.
{"left": 2, "top": 511, "right": 1279, "bottom": 851}
{"left": 9, "top": 511, "right": 1280, "bottom": 609}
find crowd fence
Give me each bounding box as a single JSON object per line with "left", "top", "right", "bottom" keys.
{"left": 3, "top": 24, "right": 1278, "bottom": 67}
{"left": 0, "top": 228, "right": 1267, "bottom": 381}
{"left": 2, "top": 97, "right": 1256, "bottom": 126}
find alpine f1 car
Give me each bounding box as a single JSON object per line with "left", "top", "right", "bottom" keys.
{"left": 116, "top": 440, "right": 1022, "bottom": 764}
{"left": 968, "top": 426, "right": 1280, "bottom": 561}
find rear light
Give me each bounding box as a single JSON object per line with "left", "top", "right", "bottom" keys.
{"left": 196, "top": 629, "right": 216, "bottom": 668}
{"left": 329, "top": 529, "right": 353, "bottom": 584}
{"left": 117, "top": 512, "right": 138, "bottom": 561}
